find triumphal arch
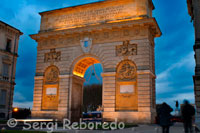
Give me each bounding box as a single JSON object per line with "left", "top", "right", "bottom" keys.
{"left": 30, "top": 0, "right": 161, "bottom": 123}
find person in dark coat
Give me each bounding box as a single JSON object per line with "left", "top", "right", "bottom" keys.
{"left": 181, "top": 100, "right": 195, "bottom": 133}
{"left": 157, "top": 102, "right": 173, "bottom": 133}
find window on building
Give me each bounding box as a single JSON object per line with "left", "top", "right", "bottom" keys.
{"left": 0, "top": 90, "right": 7, "bottom": 106}
{"left": 6, "top": 39, "right": 12, "bottom": 52}
{"left": 2, "top": 63, "right": 9, "bottom": 80}
{"left": 0, "top": 113, "right": 5, "bottom": 118}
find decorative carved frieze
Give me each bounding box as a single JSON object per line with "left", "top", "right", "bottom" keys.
{"left": 45, "top": 66, "right": 59, "bottom": 84}
{"left": 116, "top": 40, "right": 137, "bottom": 56}
{"left": 103, "top": 32, "right": 109, "bottom": 38}
{"left": 123, "top": 29, "right": 130, "bottom": 36}
{"left": 44, "top": 49, "right": 61, "bottom": 62}
{"left": 116, "top": 60, "right": 137, "bottom": 81}
{"left": 36, "top": 26, "right": 144, "bottom": 50}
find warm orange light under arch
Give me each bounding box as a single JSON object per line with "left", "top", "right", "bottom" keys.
{"left": 73, "top": 57, "right": 100, "bottom": 77}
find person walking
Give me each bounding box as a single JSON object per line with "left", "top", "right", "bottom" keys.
{"left": 158, "top": 102, "right": 173, "bottom": 133}
{"left": 181, "top": 100, "right": 195, "bottom": 133}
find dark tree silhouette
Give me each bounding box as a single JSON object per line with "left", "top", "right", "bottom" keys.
{"left": 83, "top": 84, "right": 102, "bottom": 112}
{"left": 12, "top": 108, "right": 31, "bottom": 119}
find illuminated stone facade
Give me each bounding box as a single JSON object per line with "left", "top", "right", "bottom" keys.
{"left": 187, "top": 0, "right": 200, "bottom": 121}
{"left": 0, "top": 21, "right": 23, "bottom": 119}
{"left": 30, "top": 0, "right": 161, "bottom": 123}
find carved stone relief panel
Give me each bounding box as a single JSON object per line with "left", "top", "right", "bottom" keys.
{"left": 116, "top": 40, "right": 137, "bottom": 56}
{"left": 93, "top": 33, "right": 100, "bottom": 41}
{"left": 44, "top": 48, "right": 61, "bottom": 63}
{"left": 50, "top": 39, "right": 56, "bottom": 45}
{"left": 112, "top": 30, "right": 120, "bottom": 38}
{"left": 123, "top": 29, "right": 130, "bottom": 36}
{"left": 103, "top": 32, "right": 110, "bottom": 39}
{"left": 58, "top": 38, "right": 64, "bottom": 44}
{"left": 42, "top": 66, "right": 59, "bottom": 110}
{"left": 44, "top": 66, "right": 59, "bottom": 84}
{"left": 116, "top": 60, "right": 137, "bottom": 81}
{"left": 134, "top": 28, "right": 140, "bottom": 36}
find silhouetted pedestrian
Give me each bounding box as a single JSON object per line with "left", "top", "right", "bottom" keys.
{"left": 157, "top": 102, "right": 173, "bottom": 133}
{"left": 181, "top": 100, "right": 195, "bottom": 133}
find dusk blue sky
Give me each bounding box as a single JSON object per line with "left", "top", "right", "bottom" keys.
{"left": 0, "top": 0, "right": 195, "bottom": 110}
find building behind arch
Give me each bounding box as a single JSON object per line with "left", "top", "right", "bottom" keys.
{"left": 0, "top": 21, "right": 23, "bottom": 120}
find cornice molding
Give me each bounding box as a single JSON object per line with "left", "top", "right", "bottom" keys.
{"left": 30, "top": 18, "right": 161, "bottom": 41}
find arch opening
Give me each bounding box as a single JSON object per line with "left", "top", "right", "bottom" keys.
{"left": 83, "top": 63, "right": 103, "bottom": 113}
{"left": 71, "top": 57, "right": 103, "bottom": 121}
{"left": 73, "top": 57, "right": 100, "bottom": 78}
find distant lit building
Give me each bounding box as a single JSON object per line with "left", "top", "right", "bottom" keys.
{"left": 187, "top": 0, "right": 200, "bottom": 116}
{"left": 0, "top": 21, "right": 23, "bottom": 119}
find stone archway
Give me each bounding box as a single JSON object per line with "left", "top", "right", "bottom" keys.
{"left": 69, "top": 56, "right": 103, "bottom": 122}
{"left": 30, "top": 0, "right": 161, "bottom": 123}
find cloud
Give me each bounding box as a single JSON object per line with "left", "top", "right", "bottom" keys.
{"left": 9, "top": 4, "right": 42, "bottom": 34}
{"left": 157, "top": 52, "right": 194, "bottom": 81}
{"left": 13, "top": 92, "right": 26, "bottom": 101}
{"left": 156, "top": 52, "right": 195, "bottom": 95}
{"left": 13, "top": 101, "right": 33, "bottom": 109}
{"left": 157, "top": 92, "right": 195, "bottom": 109}
{"left": 156, "top": 82, "right": 173, "bottom": 94}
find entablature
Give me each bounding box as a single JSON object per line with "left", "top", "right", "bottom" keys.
{"left": 30, "top": 18, "right": 161, "bottom": 50}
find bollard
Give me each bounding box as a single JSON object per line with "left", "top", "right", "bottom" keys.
{"left": 155, "top": 127, "right": 159, "bottom": 133}
{"left": 132, "top": 127, "right": 136, "bottom": 132}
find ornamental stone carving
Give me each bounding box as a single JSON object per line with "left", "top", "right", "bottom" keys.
{"left": 44, "top": 49, "right": 61, "bottom": 62}
{"left": 47, "top": 95, "right": 57, "bottom": 101}
{"left": 116, "top": 60, "right": 137, "bottom": 81}
{"left": 80, "top": 37, "right": 92, "bottom": 53}
{"left": 45, "top": 66, "right": 59, "bottom": 84}
{"left": 116, "top": 40, "right": 137, "bottom": 56}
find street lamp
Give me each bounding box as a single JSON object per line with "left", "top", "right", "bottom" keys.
{"left": 13, "top": 107, "right": 19, "bottom": 112}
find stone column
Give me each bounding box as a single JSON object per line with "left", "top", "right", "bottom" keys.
{"left": 69, "top": 75, "right": 85, "bottom": 122}
{"left": 57, "top": 75, "right": 70, "bottom": 120}
{"left": 32, "top": 77, "right": 43, "bottom": 118}
{"left": 137, "top": 71, "right": 156, "bottom": 123}
{"left": 101, "top": 72, "right": 116, "bottom": 121}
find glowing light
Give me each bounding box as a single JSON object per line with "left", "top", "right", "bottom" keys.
{"left": 52, "top": 17, "right": 144, "bottom": 32}
{"left": 73, "top": 71, "right": 84, "bottom": 78}
{"left": 73, "top": 57, "right": 100, "bottom": 77}
{"left": 107, "top": 17, "right": 144, "bottom": 24}
{"left": 13, "top": 107, "right": 19, "bottom": 112}
{"left": 16, "top": 119, "right": 53, "bottom": 122}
